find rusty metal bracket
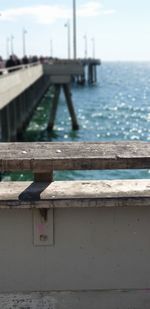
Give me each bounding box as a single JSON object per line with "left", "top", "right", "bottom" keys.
{"left": 33, "top": 208, "right": 53, "bottom": 246}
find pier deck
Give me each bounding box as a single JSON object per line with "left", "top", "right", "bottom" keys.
{"left": 0, "top": 63, "right": 43, "bottom": 110}
{"left": 0, "top": 63, "right": 51, "bottom": 141}
{"left": 0, "top": 59, "right": 97, "bottom": 140}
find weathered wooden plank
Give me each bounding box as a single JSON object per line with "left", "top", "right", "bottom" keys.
{"left": 0, "top": 141, "right": 150, "bottom": 172}
{"left": 0, "top": 180, "right": 150, "bottom": 208}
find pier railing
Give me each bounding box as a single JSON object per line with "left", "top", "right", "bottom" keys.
{"left": 0, "top": 61, "right": 40, "bottom": 75}
{"left": 0, "top": 141, "right": 150, "bottom": 208}
{"left": 1, "top": 141, "right": 150, "bottom": 172}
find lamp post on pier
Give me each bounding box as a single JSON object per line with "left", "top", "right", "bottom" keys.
{"left": 83, "top": 34, "right": 88, "bottom": 58}
{"left": 22, "top": 28, "right": 27, "bottom": 57}
{"left": 64, "top": 20, "right": 71, "bottom": 59}
{"left": 6, "top": 37, "right": 10, "bottom": 58}
{"left": 91, "top": 37, "right": 95, "bottom": 58}
{"left": 10, "top": 35, "right": 14, "bottom": 55}
{"left": 50, "top": 39, "right": 53, "bottom": 57}
{"left": 73, "top": 0, "right": 77, "bottom": 59}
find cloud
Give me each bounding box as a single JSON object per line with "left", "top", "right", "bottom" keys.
{"left": 0, "top": 5, "right": 70, "bottom": 24}
{"left": 78, "top": 1, "right": 115, "bottom": 17}
{"left": 78, "top": 1, "right": 103, "bottom": 17}
{"left": 103, "top": 10, "right": 116, "bottom": 15}
{"left": 0, "top": 1, "right": 116, "bottom": 24}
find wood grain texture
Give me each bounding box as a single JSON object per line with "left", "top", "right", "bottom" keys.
{"left": 0, "top": 179, "right": 150, "bottom": 208}
{"left": 0, "top": 141, "right": 150, "bottom": 172}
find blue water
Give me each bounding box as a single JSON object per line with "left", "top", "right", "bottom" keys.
{"left": 10, "top": 62, "right": 150, "bottom": 181}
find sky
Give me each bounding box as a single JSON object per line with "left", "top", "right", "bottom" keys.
{"left": 0, "top": 0, "right": 150, "bottom": 61}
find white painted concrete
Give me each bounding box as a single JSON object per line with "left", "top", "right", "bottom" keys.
{"left": 0, "top": 206, "right": 150, "bottom": 293}
{"left": 0, "top": 64, "right": 43, "bottom": 110}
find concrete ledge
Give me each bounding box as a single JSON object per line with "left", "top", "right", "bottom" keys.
{"left": 0, "top": 179, "right": 150, "bottom": 208}
{"left": 0, "top": 290, "right": 150, "bottom": 309}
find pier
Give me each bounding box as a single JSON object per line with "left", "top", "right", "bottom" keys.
{"left": 0, "top": 58, "right": 100, "bottom": 141}
{"left": 81, "top": 58, "right": 101, "bottom": 84}
{"left": 0, "top": 141, "right": 150, "bottom": 308}
{"left": 0, "top": 62, "right": 50, "bottom": 141}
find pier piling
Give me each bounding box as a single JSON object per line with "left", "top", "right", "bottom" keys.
{"left": 34, "top": 171, "right": 53, "bottom": 182}
{"left": 47, "top": 85, "right": 61, "bottom": 131}
{"left": 81, "top": 59, "right": 100, "bottom": 84}
{"left": 63, "top": 84, "right": 79, "bottom": 130}
{"left": 48, "top": 83, "right": 79, "bottom": 131}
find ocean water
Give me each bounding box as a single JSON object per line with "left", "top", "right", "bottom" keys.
{"left": 11, "top": 62, "right": 150, "bottom": 181}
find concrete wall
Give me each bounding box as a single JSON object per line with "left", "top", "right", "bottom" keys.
{"left": 0, "top": 205, "right": 150, "bottom": 307}
{"left": 0, "top": 176, "right": 150, "bottom": 307}
{"left": 43, "top": 63, "right": 83, "bottom": 75}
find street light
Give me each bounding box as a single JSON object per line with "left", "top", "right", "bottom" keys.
{"left": 73, "top": 0, "right": 77, "bottom": 59}
{"left": 6, "top": 37, "right": 10, "bottom": 58}
{"left": 50, "top": 39, "right": 53, "bottom": 57}
{"left": 10, "top": 35, "right": 14, "bottom": 55}
{"left": 91, "top": 37, "right": 95, "bottom": 58}
{"left": 22, "top": 28, "right": 27, "bottom": 57}
{"left": 83, "top": 34, "right": 88, "bottom": 58}
{"left": 64, "top": 20, "right": 71, "bottom": 59}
